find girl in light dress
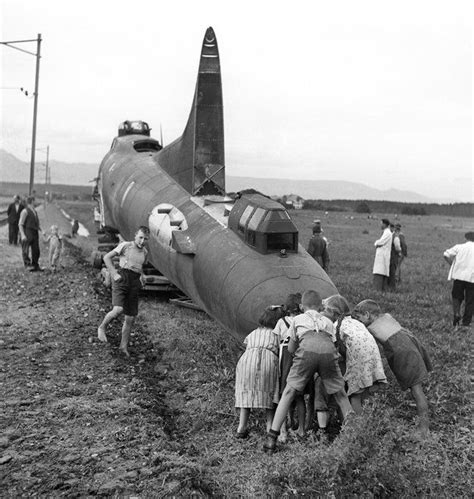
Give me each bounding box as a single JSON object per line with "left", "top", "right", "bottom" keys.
{"left": 234, "top": 306, "right": 284, "bottom": 438}
{"left": 43, "top": 224, "right": 63, "bottom": 271}
{"left": 272, "top": 293, "right": 305, "bottom": 442}
{"left": 322, "top": 294, "right": 387, "bottom": 414}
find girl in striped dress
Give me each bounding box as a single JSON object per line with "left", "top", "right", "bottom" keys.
{"left": 235, "top": 306, "right": 284, "bottom": 438}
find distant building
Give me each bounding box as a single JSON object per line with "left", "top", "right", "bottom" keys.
{"left": 286, "top": 194, "right": 304, "bottom": 210}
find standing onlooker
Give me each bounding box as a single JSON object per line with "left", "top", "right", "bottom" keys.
{"left": 307, "top": 224, "right": 330, "bottom": 271}
{"left": 7, "top": 195, "right": 24, "bottom": 245}
{"left": 388, "top": 224, "right": 402, "bottom": 290}
{"left": 97, "top": 226, "right": 149, "bottom": 356}
{"left": 71, "top": 219, "right": 79, "bottom": 238}
{"left": 44, "top": 224, "right": 63, "bottom": 271}
{"left": 443, "top": 232, "right": 474, "bottom": 328}
{"left": 395, "top": 223, "right": 408, "bottom": 283}
{"left": 372, "top": 219, "right": 392, "bottom": 291}
{"left": 19, "top": 196, "right": 42, "bottom": 271}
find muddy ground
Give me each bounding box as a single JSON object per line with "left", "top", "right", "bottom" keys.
{"left": 0, "top": 203, "right": 240, "bottom": 496}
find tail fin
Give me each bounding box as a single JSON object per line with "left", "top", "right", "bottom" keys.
{"left": 157, "top": 27, "right": 225, "bottom": 196}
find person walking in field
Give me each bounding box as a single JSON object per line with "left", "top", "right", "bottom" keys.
{"left": 372, "top": 219, "right": 392, "bottom": 291}
{"left": 443, "top": 231, "right": 474, "bottom": 329}
{"left": 307, "top": 224, "right": 330, "bottom": 271}
{"left": 7, "top": 195, "right": 24, "bottom": 245}
{"left": 352, "top": 299, "right": 432, "bottom": 436}
{"left": 97, "top": 226, "right": 149, "bottom": 357}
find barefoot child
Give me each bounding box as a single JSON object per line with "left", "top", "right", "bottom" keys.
{"left": 235, "top": 306, "right": 284, "bottom": 438}
{"left": 44, "top": 224, "right": 62, "bottom": 271}
{"left": 272, "top": 293, "right": 305, "bottom": 441}
{"left": 264, "top": 290, "right": 353, "bottom": 453}
{"left": 352, "top": 299, "right": 432, "bottom": 435}
{"left": 322, "top": 295, "right": 387, "bottom": 414}
{"left": 97, "top": 226, "right": 149, "bottom": 357}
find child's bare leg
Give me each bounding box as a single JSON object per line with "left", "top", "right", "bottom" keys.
{"left": 304, "top": 392, "right": 314, "bottom": 431}
{"left": 265, "top": 408, "right": 275, "bottom": 433}
{"left": 278, "top": 418, "right": 288, "bottom": 443}
{"left": 237, "top": 407, "right": 250, "bottom": 434}
{"left": 98, "top": 306, "right": 123, "bottom": 342}
{"left": 317, "top": 411, "right": 329, "bottom": 430}
{"left": 270, "top": 386, "right": 297, "bottom": 433}
{"left": 119, "top": 315, "right": 134, "bottom": 357}
{"left": 333, "top": 389, "right": 354, "bottom": 421}
{"left": 410, "top": 383, "right": 429, "bottom": 435}
{"left": 291, "top": 396, "right": 304, "bottom": 437}
{"left": 350, "top": 392, "right": 363, "bottom": 414}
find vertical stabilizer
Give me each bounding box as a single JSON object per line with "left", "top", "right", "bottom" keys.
{"left": 157, "top": 27, "right": 225, "bottom": 195}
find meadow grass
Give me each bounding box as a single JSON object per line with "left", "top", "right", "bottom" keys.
{"left": 131, "top": 209, "right": 472, "bottom": 496}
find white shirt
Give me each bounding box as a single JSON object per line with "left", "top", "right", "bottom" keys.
{"left": 444, "top": 241, "right": 474, "bottom": 283}
{"left": 288, "top": 310, "right": 335, "bottom": 343}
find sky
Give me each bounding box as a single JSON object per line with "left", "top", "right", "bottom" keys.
{"left": 0, "top": 0, "right": 472, "bottom": 201}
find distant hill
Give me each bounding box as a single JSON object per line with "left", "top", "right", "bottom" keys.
{"left": 0, "top": 149, "right": 433, "bottom": 202}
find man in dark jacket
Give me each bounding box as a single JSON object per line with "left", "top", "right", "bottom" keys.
{"left": 307, "top": 225, "right": 330, "bottom": 271}
{"left": 7, "top": 195, "right": 23, "bottom": 245}
{"left": 19, "top": 196, "right": 43, "bottom": 271}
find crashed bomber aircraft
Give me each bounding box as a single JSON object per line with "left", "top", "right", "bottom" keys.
{"left": 95, "top": 27, "right": 337, "bottom": 340}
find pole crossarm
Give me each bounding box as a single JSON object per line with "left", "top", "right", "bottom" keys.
{"left": 1, "top": 34, "right": 42, "bottom": 195}
{"left": 0, "top": 41, "right": 39, "bottom": 57}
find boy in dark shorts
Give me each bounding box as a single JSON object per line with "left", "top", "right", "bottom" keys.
{"left": 352, "top": 299, "right": 432, "bottom": 436}
{"left": 264, "top": 290, "right": 353, "bottom": 453}
{"left": 97, "top": 226, "right": 149, "bottom": 356}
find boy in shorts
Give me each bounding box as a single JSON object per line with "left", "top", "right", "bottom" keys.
{"left": 97, "top": 226, "right": 149, "bottom": 357}
{"left": 263, "top": 290, "right": 353, "bottom": 453}
{"left": 352, "top": 299, "right": 432, "bottom": 436}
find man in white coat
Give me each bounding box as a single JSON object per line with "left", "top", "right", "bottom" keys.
{"left": 373, "top": 218, "right": 392, "bottom": 291}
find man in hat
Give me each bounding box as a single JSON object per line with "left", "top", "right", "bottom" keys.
{"left": 307, "top": 224, "right": 329, "bottom": 271}
{"left": 19, "top": 196, "right": 43, "bottom": 271}
{"left": 373, "top": 219, "right": 392, "bottom": 291}
{"left": 7, "top": 194, "right": 24, "bottom": 245}
{"left": 443, "top": 232, "right": 474, "bottom": 328}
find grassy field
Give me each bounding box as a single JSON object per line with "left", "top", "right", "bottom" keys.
{"left": 1, "top": 201, "right": 472, "bottom": 496}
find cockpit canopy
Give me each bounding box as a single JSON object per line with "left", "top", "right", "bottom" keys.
{"left": 118, "top": 120, "right": 151, "bottom": 137}
{"left": 228, "top": 194, "right": 298, "bottom": 254}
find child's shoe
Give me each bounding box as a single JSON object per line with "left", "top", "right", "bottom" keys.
{"left": 263, "top": 429, "right": 279, "bottom": 454}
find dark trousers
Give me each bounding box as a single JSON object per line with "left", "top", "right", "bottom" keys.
{"left": 452, "top": 280, "right": 474, "bottom": 326}
{"left": 22, "top": 229, "right": 40, "bottom": 268}
{"left": 388, "top": 256, "right": 398, "bottom": 289}
{"left": 373, "top": 273, "right": 388, "bottom": 291}
{"left": 8, "top": 223, "right": 19, "bottom": 245}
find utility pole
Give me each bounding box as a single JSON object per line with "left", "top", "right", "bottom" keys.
{"left": 29, "top": 34, "right": 42, "bottom": 196}
{"left": 1, "top": 34, "right": 42, "bottom": 196}
{"left": 44, "top": 144, "right": 50, "bottom": 186}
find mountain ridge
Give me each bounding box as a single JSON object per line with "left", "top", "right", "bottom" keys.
{"left": 0, "top": 149, "right": 439, "bottom": 202}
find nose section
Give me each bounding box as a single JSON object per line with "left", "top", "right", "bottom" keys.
{"left": 235, "top": 274, "right": 338, "bottom": 335}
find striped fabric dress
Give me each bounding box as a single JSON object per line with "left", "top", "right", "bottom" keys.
{"left": 235, "top": 327, "right": 279, "bottom": 409}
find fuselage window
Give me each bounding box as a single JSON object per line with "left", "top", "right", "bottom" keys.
{"left": 133, "top": 140, "right": 162, "bottom": 153}
{"left": 238, "top": 205, "right": 254, "bottom": 233}
{"left": 247, "top": 207, "right": 267, "bottom": 231}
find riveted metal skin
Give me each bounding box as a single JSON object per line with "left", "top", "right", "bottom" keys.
{"left": 96, "top": 27, "right": 337, "bottom": 341}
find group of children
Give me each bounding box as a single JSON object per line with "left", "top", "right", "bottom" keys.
{"left": 234, "top": 290, "right": 432, "bottom": 454}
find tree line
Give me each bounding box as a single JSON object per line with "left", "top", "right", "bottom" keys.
{"left": 301, "top": 199, "right": 474, "bottom": 217}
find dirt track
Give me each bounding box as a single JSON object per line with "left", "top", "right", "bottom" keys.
{"left": 0, "top": 204, "right": 203, "bottom": 496}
